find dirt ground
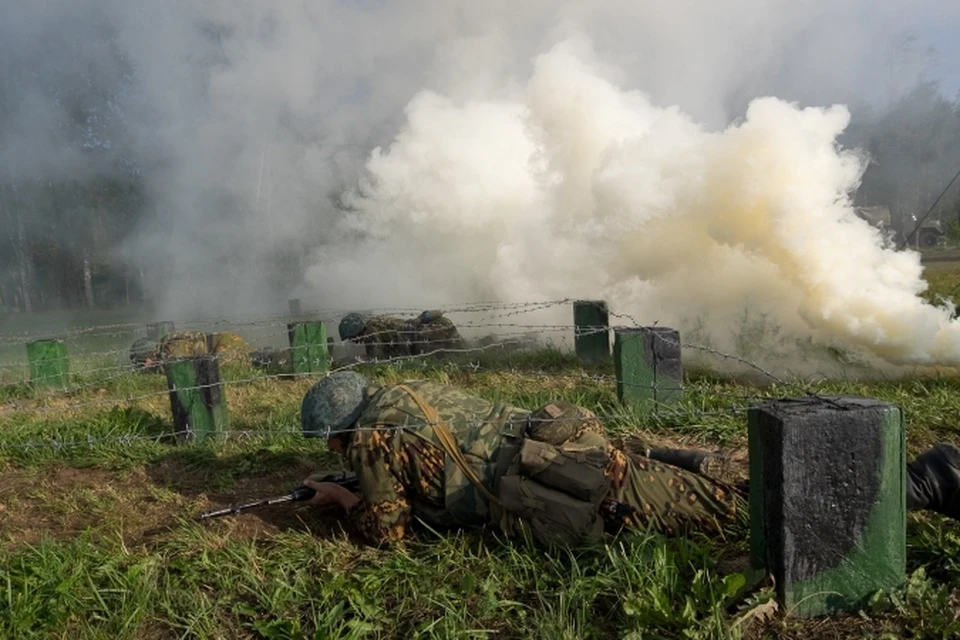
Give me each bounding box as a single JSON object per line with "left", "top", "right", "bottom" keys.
{"left": 0, "top": 459, "right": 356, "bottom": 553}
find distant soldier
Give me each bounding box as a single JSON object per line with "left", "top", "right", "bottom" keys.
{"left": 129, "top": 337, "right": 160, "bottom": 372}
{"left": 250, "top": 346, "right": 294, "bottom": 375}
{"left": 338, "top": 310, "right": 463, "bottom": 360}
{"left": 129, "top": 331, "right": 250, "bottom": 371}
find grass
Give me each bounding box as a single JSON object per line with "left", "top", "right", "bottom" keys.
{"left": 3, "top": 285, "right": 960, "bottom": 637}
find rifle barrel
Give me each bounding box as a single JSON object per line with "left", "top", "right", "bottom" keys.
{"left": 195, "top": 476, "right": 352, "bottom": 521}
{"left": 197, "top": 492, "right": 299, "bottom": 520}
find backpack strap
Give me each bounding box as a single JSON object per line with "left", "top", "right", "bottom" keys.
{"left": 395, "top": 384, "right": 503, "bottom": 507}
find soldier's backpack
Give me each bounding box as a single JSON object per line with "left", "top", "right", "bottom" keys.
{"left": 396, "top": 385, "right": 612, "bottom": 547}
{"left": 492, "top": 430, "right": 612, "bottom": 547}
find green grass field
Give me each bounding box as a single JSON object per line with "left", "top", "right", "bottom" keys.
{"left": 3, "top": 269, "right": 960, "bottom": 639}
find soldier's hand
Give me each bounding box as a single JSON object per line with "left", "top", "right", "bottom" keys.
{"left": 301, "top": 479, "right": 360, "bottom": 511}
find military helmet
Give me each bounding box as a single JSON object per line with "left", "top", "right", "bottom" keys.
{"left": 129, "top": 337, "right": 158, "bottom": 363}
{"left": 301, "top": 371, "right": 371, "bottom": 439}
{"left": 418, "top": 309, "right": 442, "bottom": 323}
{"left": 338, "top": 313, "right": 367, "bottom": 340}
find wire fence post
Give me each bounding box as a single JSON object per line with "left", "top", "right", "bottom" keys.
{"left": 748, "top": 396, "right": 906, "bottom": 617}
{"left": 26, "top": 339, "right": 69, "bottom": 389}
{"left": 573, "top": 300, "right": 610, "bottom": 364}
{"left": 613, "top": 327, "right": 683, "bottom": 414}
{"left": 287, "top": 321, "right": 329, "bottom": 375}
{"left": 164, "top": 355, "right": 229, "bottom": 443}
{"left": 146, "top": 321, "right": 175, "bottom": 341}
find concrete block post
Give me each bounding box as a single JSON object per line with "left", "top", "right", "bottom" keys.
{"left": 287, "top": 321, "right": 329, "bottom": 375}
{"left": 164, "top": 355, "right": 229, "bottom": 443}
{"left": 146, "top": 321, "right": 175, "bottom": 341}
{"left": 613, "top": 327, "right": 683, "bottom": 414}
{"left": 748, "top": 397, "right": 906, "bottom": 617}
{"left": 26, "top": 339, "right": 70, "bottom": 389}
{"left": 288, "top": 298, "right": 301, "bottom": 317}
{"left": 573, "top": 300, "right": 610, "bottom": 364}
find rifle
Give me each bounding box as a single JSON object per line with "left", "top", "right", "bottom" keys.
{"left": 197, "top": 471, "right": 360, "bottom": 520}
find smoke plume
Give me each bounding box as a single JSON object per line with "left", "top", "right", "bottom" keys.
{"left": 305, "top": 34, "right": 960, "bottom": 377}
{"left": 4, "top": 0, "right": 960, "bottom": 376}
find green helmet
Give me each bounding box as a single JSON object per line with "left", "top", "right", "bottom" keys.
{"left": 301, "top": 371, "right": 371, "bottom": 439}
{"left": 339, "top": 313, "right": 367, "bottom": 340}
{"left": 129, "top": 337, "right": 158, "bottom": 364}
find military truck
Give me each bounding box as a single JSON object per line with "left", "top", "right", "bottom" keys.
{"left": 854, "top": 205, "right": 944, "bottom": 248}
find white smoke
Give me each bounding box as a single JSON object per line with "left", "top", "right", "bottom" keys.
{"left": 305, "top": 38, "right": 960, "bottom": 377}
{"left": 6, "top": 0, "right": 960, "bottom": 375}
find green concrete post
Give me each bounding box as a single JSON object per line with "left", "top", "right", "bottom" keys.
{"left": 164, "top": 355, "right": 229, "bottom": 443}
{"left": 573, "top": 300, "right": 610, "bottom": 364}
{"left": 26, "top": 339, "right": 69, "bottom": 389}
{"left": 287, "top": 321, "right": 329, "bottom": 375}
{"left": 613, "top": 327, "right": 682, "bottom": 414}
{"left": 146, "top": 321, "right": 175, "bottom": 341}
{"left": 748, "top": 397, "right": 906, "bottom": 617}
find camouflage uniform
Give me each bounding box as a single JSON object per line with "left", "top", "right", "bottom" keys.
{"left": 129, "top": 337, "right": 160, "bottom": 372}
{"left": 350, "top": 311, "right": 463, "bottom": 360}
{"left": 342, "top": 380, "right": 528, "bottom": 544}
{"left": 354, "top": 316, "right": 419, "bottom": 360}
{"left": 130, "top": 331, "right": 250, "bottom": 371}
{"left": 410, "top": 311, "right": 462, "bottom": 356}
{"left": 526, "top": 402, "right": 742, "bottom": 536}
{"left": 339, "top": 384, "right": 741, "bottom": 545}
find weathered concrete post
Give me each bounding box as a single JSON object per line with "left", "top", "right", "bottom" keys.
{"left": 164, "top": 355, "right": 229, "bottom": 443}
{"left": 288, "top": 298, "right": 301, "bottom": 317}
{"left": 613, "top": 327, "right": 682, "bottom": 414}
{"left": 573, "top": 300, "right": 610, "bottom": 364}
{"left": 26, "top": 339, "right": 69, "bottom": 389}
{"left": 146, "top": 321, "right": 175, "bottom": 341}
{"left": 748, "top": 397, "right": 906, "bottom": 617}
{"left": 287, "top": 321, "right": 329, "bottom": 375}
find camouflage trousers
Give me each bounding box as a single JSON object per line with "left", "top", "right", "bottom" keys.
{"left": 607, "top": 453, "right": 744, "bottom": 536}
{"left": 526, "top": 401, "right": 744, "bottom": 537}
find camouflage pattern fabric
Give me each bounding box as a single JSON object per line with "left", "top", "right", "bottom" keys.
{"left": 350, "top": 311, "right": 463, "bottom": 360}
{"left": 525, "top": 401, "right": 742, "bottom": 536}
{"left": 341, "top": 389, "right": 740, "bottom": 546}
{"left": 354, "top": 316, "right": 418, "bottom": 360}
{"left": 158, "top": 331, "right": 209, "bottom": 360}
{"left": 140, "top": 331, "right": 252, "bottom": 366}
{"left": 409, "top": 311, "right": 463, "bottom": 355}
{"left": 209, "top": 332, "right": 250, "bottom": 366}
{"left": 607, "top": 453, "right": 742, "bottom": 536}
{"left": 344, "top": 380, "right": 529, "bottom": 544}
{"left": 129, "top": 337, "right": 160, "bottom": 372}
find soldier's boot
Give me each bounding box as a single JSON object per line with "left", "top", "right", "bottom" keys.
{"left": 907, "top": 443, "right": 960, "bottom": 520}
{"left": 645, "top": 447, "right": 725, "bottom": 476}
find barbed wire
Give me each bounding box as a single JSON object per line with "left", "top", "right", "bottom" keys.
{"left": 0, "top": 303, "right": 864, "bottom": 460}
{"left": 0, "top": 324, "right": 586, "bottom": 383}
{"left": 0, "top": 300, "right": 574, "bottom": 344}
{"left": 0, "top": 334, "right": 598, "bottom": 413}
{"left": 0, "top": 325, "right": 816, "bottom": 416}
{"left": 0, "top": 400, "right": 756, "bottom": 452}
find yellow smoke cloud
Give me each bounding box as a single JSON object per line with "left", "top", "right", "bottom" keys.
{"left": 308, "top": 39, "right": 959, "bottom": 378}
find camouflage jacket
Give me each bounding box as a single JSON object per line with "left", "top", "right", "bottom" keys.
{"left": 344, "top": 380, "right": 528, "bottom": 544}
{"left": 355, "top": 316, "right": 418, "bottom": 360}
{"left": 410, "top": 313, "right": 462, "bottom": 355}
{"left": 354, "top": 312, "right": 463, "bottom": 360}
